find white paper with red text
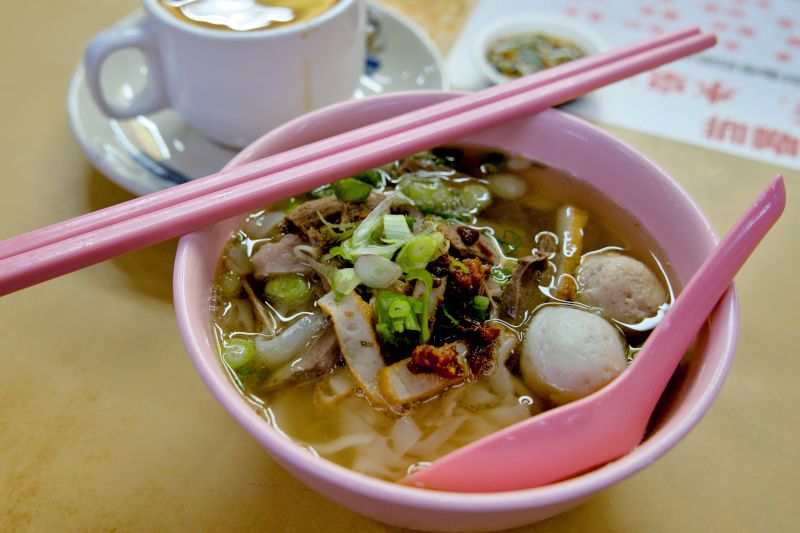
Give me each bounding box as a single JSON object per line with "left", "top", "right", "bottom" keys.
{"left": 445, "top": 0, "right": 800, "bottom": 170}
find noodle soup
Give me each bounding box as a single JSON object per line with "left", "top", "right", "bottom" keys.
{"left": 210, "top": 147, "right": 673, "bottom": 481}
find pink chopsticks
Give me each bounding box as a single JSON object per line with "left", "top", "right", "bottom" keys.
{"left": 0, "top": 29, "right": 716, "bottom": 296}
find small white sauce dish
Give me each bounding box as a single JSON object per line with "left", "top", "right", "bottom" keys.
{"left": 472, "top": 15, "right": 608, "bottom": 85}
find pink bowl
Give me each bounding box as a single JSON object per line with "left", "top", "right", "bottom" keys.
{"left": 173, "top": 91, "right": 738, "bottom": 531}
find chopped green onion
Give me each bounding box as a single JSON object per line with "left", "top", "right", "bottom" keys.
{"left": 490, "top": 265, "right": 514, "bottom": 283}
{"left": 317, "top": 213, "right": 356, "bottom": 241}
{"left": 264, "top": 274, "right": 311, "bottom": 308}
{"left": 395, "top": 232, "right": 446, "bottom": 272}
{"left": 337, "top": 195, "right": 413, "bottom": 262}
{"left": 353, "top": 169, "right": 384, "bottom": 187}
{"left": 449, "top": 260, "right": 469, "bottom": 274}
{"left": 383, "top": 214, "right": 413, "bottom": 243}
{"left": 222, "top": 338, "right": 255, "bottom": 369}
{"left": 374, "top": 290, "right": 424, "bottom": 346}
{"left": 440, "top": 305, "right": 460, "bottom": 327}
{"left": 470, "top": 295, "right": 491, "bottom": 320}
{"left": 331, "top": 268, "right": 360, "bottom": 299}
{"left": 354, "top": 254, "right": 402, "bottom": 288}
{"left": 497, "top": 229, "right": 524, "bottom": 254}
{"left": 333, "top": 178, "right": 372, "bottom": 202}
{"left": 405, "top": 269, "right": 433, "bottom": 342}
{"left": 216, "top": 270, "right": 242, "bottom": 298}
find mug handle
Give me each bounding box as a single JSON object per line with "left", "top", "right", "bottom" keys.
{"left": 84, "top": 19, "right": 168, "bottom": 119}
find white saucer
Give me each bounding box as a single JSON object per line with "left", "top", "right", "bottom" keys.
{"left": 67, "top": 3, "right": 447, "bottom": 196}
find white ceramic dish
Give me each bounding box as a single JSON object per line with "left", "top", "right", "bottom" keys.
{"left": 472, "top": 14, "right": 607, "bottom": 85}
{"left": 67, "top": 3, "right": 447, "bottom": 196}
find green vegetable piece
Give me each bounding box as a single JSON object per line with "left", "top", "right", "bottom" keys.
{"left": 470, "top": 295, "right": 491, "bottom": 320}
{"left": 405, "top": 269, "right": 433, "bottom": 342}
{"left": 216, "top": 270, "right": 242, "bottom": 298}
{"left": 395, "top": 232, "right": 446, "bottom": 272}
{"left": 398, "top": 174, "right": 492, "bottom": 217}
{"left": 331, "top": 268, "right": 360, "bottom": 299}
{"left": 264, "top": 274, "right": 311, "bottom": 308}
{"left": 382, "top": 214, "right": 413, "bottom": 243}
{"left": 353, "top": 169, "right": 384, "bottom": 187}
{"left": 222, "top": 338, "right": 255, "bottom": 369}
{"left": 333, "top": 178, "right": 373, "bottom": 202}
{"left": 374, "top": 290, "right": 424, "bottom": 346}
{"left": 449, "top": 260, "right": 469, "bottom": 274}
{"left": 496, "top": 229, "right": 524, "bottom": 254}
{"left": 490, "top": 265, "right": 514, "bottom": 283}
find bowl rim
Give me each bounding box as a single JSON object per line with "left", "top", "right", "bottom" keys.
{"left": 174, "top": 90, "right": 738, "bottom": 511}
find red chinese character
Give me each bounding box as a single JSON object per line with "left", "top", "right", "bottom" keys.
{"left": 724, "top": 40, "right": 741, "bottom": 51}
{"left": 649, "top": 71, "right": 686, "bottom": 93}
{"left": 776, "top": 51, "right": 792, "bottom": 63}
{"left": 704, "top": 3, "right": 720, "bottom": 13}
{"left": 564, "top": 6, "right": 579, "bottom": 16}
{"left": 737, "top": 26, "right": 756, "bottom": 37}
{"left": 641, "top": 5, "right": 655, "bottom": 15}
{"left": 698, "top": 81, "right": 736, "bottom": 104}
{"left": 705, "top": 116, "right": 748, "bottom": 144}
{"left": 588, "top": 10, "right": 604, "bottom": 21}
{"left": 663, "top": 10, "right": 679, "bottom": 20}
{"left": 788, "top": 36, "right": 800, "bottom": 47}
{"left": 752, "top": 128, "right": 799, "bottom": 156}
{"left": 778, "top": 17, "right": 794, "bottom": 29}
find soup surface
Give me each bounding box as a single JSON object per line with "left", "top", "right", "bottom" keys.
{"left": 211, "top": 147, "right": 673, "bottom": 481}
{"left": 159, "top": 0, "right": 338, "bottom": 32}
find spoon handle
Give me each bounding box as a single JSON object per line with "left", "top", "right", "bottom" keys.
{"left": 630, "top": 175, "right": 786, "bottom": 395}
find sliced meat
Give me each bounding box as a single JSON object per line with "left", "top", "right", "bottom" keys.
{"left": 378, "top": 356, "right": 466, "bottom": 408}
{"left": 261, "top": 326, "right": 339, "bottom": 391}
{"left": 250, "top": 234, "right": 312, "bottom": 278}
{"left": 499, "top": 252, "right": 549, "bottom": 321}
{"left": 285, "top": 196, "right": 349, "bottom": 234}
{"left": 438, "top": 223, "right": 502, "bottom": 263}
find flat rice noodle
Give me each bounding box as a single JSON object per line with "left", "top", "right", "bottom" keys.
{"left": 312, "top": 433, "right": 374, "bottom": 455}
{"left": 408, "top": 415, "right": 468, "bottom": 456}
{"left": 390, "top": 416, "right": 424, "bottom": 456}
{"left": 461, "top": 382, "right": 500, "bottom": 410}
{"left": 314, "top": 366, "right": 355, "bottom": 410}
{"left": 480, "top": 404, "right": 531, "bottom": 427}
{"left": 318, "top": 291, "right": 387, "bottom": 407}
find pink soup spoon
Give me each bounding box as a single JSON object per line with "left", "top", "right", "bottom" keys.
{"left": 403, "top": 175, "right": 786, "bottom": 492}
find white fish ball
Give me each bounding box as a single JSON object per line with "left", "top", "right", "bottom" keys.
{"left": 521, "top": 306, "right": 627, "bottom": 405}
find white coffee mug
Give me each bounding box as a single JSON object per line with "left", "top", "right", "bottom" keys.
{"left": 85, "top": 0, "right": 365, "bottom": 148}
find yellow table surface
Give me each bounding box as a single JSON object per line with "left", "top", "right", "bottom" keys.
{"left": 1, "top": 1, "right": 798, "bottom": 531}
